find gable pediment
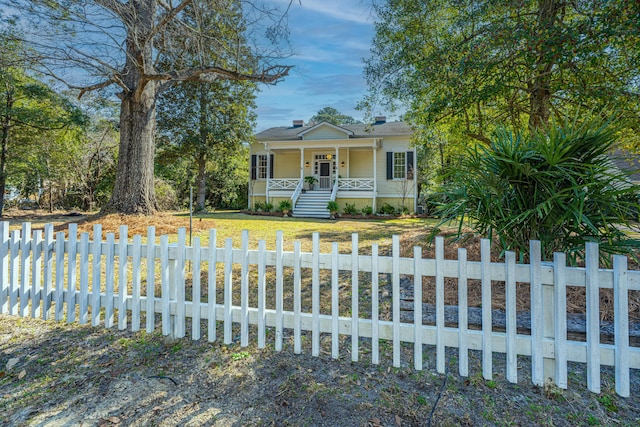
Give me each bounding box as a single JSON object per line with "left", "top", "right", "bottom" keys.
{"left": 297, "top": 122, "right": 354, "bottom": 140}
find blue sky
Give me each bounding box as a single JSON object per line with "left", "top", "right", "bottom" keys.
{"left": 254, "top": 0, "right": 385, "bottom": 131}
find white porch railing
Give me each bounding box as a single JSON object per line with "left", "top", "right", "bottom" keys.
{"left": 330, "top": 178, "right": 338, "bottom": 201}
{"left": 268, "top": 178, "right": 299, "bottom": 190}
{"left": 338, "top": 178, "right": 374, "bottom": 191}
{"left": 291, "top": 178, "right": 303, "bottom": 207}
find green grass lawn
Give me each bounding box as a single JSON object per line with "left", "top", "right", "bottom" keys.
{"left": 184, "top": 211, "right": 440, "bottom": 253}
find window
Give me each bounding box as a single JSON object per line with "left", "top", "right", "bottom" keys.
{"left": 251, "top": 154, "right": 273, "bottom": 180}
{"left": 386, "top": 151, "right": 414, "bottom": 180}
{"left": 393, "top": 152, "right": 406, "bottom": 179}
{"left": 257, "top": 154, "right": 268, "bottom": 179}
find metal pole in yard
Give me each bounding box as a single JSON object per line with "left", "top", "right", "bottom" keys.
{"left": 189, "top": 186, "right": 193, "bottom": 271}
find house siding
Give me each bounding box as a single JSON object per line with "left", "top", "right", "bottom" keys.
{"left": 275, "top": 152, "right": 300, "bottom": 178}
{"left": 302, "top": 127, "right": 348, "bottom": 140}
{"left": 348, "top": 150, "right": 373, "bottom": 178}
{"left": 376, "top": 136, "right": 416, "bottom": 197}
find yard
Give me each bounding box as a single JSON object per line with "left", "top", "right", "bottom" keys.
{"left": 1, "top": 210, "right": 639, "bottom": 426}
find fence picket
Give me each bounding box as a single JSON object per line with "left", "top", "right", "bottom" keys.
{"left": 530, "top": 240, "right": 543, "bottom": 386}
{"left": 293, "top": 240, "right": 302, "bottom": 354}
{"left": 351, "top": 233, "right": 359, "bottom": 362}
{"left": 54, "top": 231, "right": 64, "bottom": 321}
{"left": 505, "top": 251, "right": 517, "bottom": 383}
{"left": 223, "top": 238, "right": 233, "bottom": 344}
{"left": 435, "top": 237, "right": 444, "bottom": 373}
{"left": 331, "top": 242, "right": 339, "bottom": 359}
{"left": 176, "top": 228, "right": 186, "bottom": 339}
{"left": 145, "top": 226, "right": 156, "bottom": 333}
{"left": 241, "top": 230, "right": 249, "bottom": 347}
{"left": 458, "top": 248, "right": 468, "bottom": 377}
{"left": 414, "top": 246, "right": 423, "bottom": 371}
{"left": 104, "top": 233, "right": 115, "bottom": 328}
{"left": 91, "top": 224, "right": 102, "bottom": 326}
{"left": 392, "top": 235, "right": 400, "bottom": 368}
{"left": 586, "top": 242, "right": 600, "bottom": 393}
{"left": 312, "top": 233, "right": 320, "bottom": 357}
{"left": 192, "top": 236, "right": 201, "bottom": 340}
{"left": 20, "top": 223, "right": 31, "bottom": 317}
{"left": 257, "top": 239, "right": 266, "bottom": 348}
{"left": 160, "top": 235, "right": 170, "bottom": 336}
{"left": 481, "top": 238, "right": 492, "bottom": 380}
{"left": 31, "top": 230, "right": 42, "bottom": 319}
{"left": 131, "top": 234, "right": 142, "bottom": 332}
{"left": 65, "top": 224, "right": 77, "bottom": 323}
{"left": 613, "top": 255, "right": 629, "bottom": 397}
{"left": 553, "top": 252, "right": 567, "bottom": 389}
{"left": 42, "top": 224, "right": 53, "bottom": 320}
{"left": 117, "top": 225, "right": 129, "bottom": 329}
{"left": 275, "top": 231, "right": 284, "bottom": 351}
{"left": 0, "top": 222, "right": 9, "bottom": 314}
{"left": 371, "top": 244, "right": 380, "bottom": 365}
{"left": 207, "top": 229, "right": 217, "bottom": 342}
{"left": 78, "top": 233, "right": 89, "bottom": 324}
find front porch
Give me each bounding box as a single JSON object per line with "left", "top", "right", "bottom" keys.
{"left": 266, "top": 178, "right": 375, "bottom": 219}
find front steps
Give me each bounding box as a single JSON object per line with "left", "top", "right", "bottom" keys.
{"left": 292, "top": 190, "right": 332, "bottom": 219}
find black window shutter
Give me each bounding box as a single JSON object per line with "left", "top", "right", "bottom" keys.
{"left": 269, "top": 154, "right": 274, "bottom": 179}
{"left": 406, "top": 151, "right": 414, "bottom": 180}
{"left": 251, "top": 155, "right": 257, "bottom": 180}
{"left": 386, "top": 152, "right": 393, "bottom": 180}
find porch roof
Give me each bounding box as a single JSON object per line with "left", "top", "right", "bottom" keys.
{"left": 255, "top": 121, "right": 411, "bottom": 142}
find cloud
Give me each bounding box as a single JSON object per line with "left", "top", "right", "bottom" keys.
{"left": 267, "top": 0, "right": 377, "bottom": 24}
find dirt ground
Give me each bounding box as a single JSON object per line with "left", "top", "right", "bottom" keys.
{"left": 1, "top": 314, "right": 639, "bottom": 427}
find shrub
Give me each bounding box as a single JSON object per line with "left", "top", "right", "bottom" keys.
{"left": 254, "top": 201, "right": 265, "bottom": 212}
{"left": 327, "top": 201, "right": 339, "bottom": 213}
{"left": 278, "top": 199, "right": 292, "bottom": 212}
{"left": 377, "top": 203, "right": 396, "bottom": 215}
{"left": 155, "top": 178, "right": 179, "bottom": 211}
{"left": 263, "top": 202, "right": 274, "bottom": 212}
{"left": 434, "top": 118, "right": 640, "bottom": 264}
{"left": 362, "top": 205, "right": 373, "bottom": 215}
{"left": 343, "top": 202, "right": 359, "bottom": 215}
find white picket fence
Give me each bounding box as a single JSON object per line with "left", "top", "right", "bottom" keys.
{"left": 1, "top": 222, "right": 638, "bottom": 397}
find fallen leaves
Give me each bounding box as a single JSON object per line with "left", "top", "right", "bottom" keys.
{"left": 6, "top": 357, "right": 19, "bottom": 371}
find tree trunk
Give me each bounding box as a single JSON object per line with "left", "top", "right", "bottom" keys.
{"left": 528, "top": 0, "right": 561, "bottom": 131}
{"left": 103, "top": 1, "right": 158, "bottom": 215}
{"left": 195, "top": 155, "right": 207, "bottom": 212}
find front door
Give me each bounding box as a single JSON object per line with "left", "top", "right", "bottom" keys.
{"left": 319, "top": 162, "right": 331, "bottom": 189}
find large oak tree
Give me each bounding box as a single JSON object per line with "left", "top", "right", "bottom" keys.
{"left": 4, "top": 0, "right": 292, "bottom": 214}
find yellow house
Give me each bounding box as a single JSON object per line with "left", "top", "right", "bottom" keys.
{"left": 249, "top": 116, "right": 416, "bottom": 218}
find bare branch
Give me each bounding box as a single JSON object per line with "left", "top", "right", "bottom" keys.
{"left": 154, "top": 64, "right": 292, "bottom": 92}
{"left": 73, "top": 79, "right": 117, "bottom": 99}
{"left": 145, "top": 0, "right": 193, "bottom": 44}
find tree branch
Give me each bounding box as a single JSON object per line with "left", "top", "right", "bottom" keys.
{"left": 72, "top": 79, "right": 117, "bottom": 100}
{"left": 145, "top": 0, "right": 193, "bottom": 45}
{"left": 154, "top": 64, "right": 292, "bottom": 92}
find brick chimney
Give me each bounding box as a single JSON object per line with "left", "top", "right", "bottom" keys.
{"left": 293, "top": 120, "right": 304, "bottom": 127}
{"left": 374, "top": 116, "right": 386, "bottom": 124}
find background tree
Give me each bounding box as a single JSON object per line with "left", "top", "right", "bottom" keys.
{"left": 309, "top": 107, "right": 360, "bottom": 126}
{"left": 156, "top": 3, "right": 256, "bottom": 212}
{"left": 363, "top": 0, "right": 640, "bottom": 148}
{"left": 5, "top": 0, "right": 293, "bottom": 214}
{"left": 0, "top": 28, "right": 87, "bottom": 215}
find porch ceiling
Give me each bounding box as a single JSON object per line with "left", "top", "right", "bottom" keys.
{"left": 264, "top": 138, "right": 380, "bottom": 151}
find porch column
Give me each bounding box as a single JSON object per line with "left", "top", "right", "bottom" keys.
{"left": 266, "top": 145, "right": 270, "bottom": 204}
{"left": 372, "top": 145, "right": 377, "bottom": 211}
{"left": 335, "top": 147, "right": 339, "bottom": 187}
{"left": 300, "top": 147, "right": 305, "bottom": 179}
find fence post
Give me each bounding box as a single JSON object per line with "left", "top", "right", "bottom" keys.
{"left": 542, "top": 258, "right": 556, "bottom": 386}
{"left": 0, "top": 221, "right": 9, "bottom": 314}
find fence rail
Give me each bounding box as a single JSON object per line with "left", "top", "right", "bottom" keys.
{"left": 0, "top": 222, "right": 638, "bottom": 397}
